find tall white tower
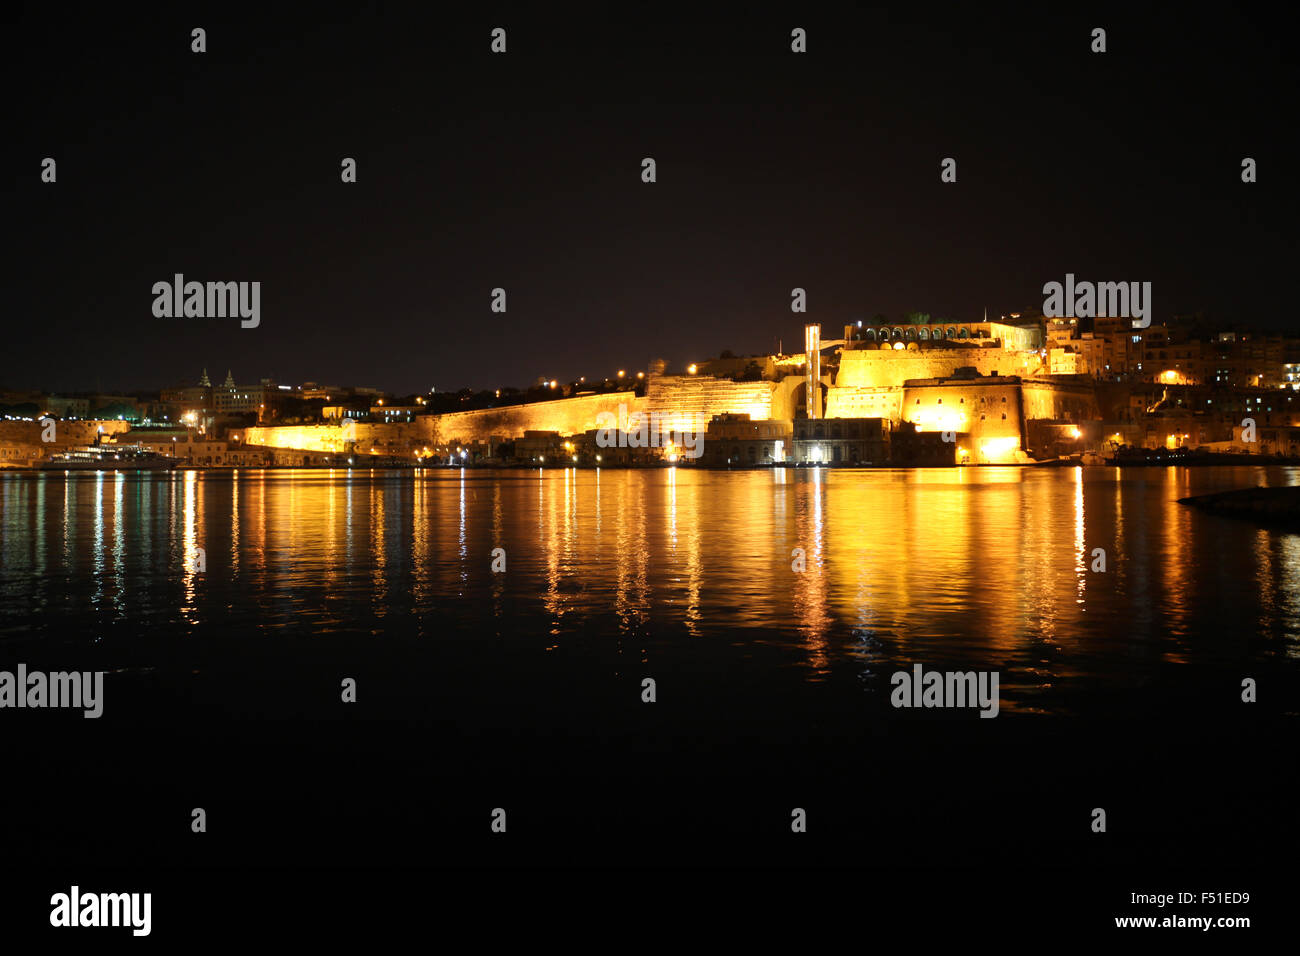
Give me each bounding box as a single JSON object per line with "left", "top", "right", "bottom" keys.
{"left": 804, "top": 323, "right": 822, "bottom": 419}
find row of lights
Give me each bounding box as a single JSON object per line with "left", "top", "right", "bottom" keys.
{"left": 539, "top": 370, "right": 650, "bottom": 387}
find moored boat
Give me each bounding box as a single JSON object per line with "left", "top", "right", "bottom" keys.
{"left": 38, "top": 444, "right": 179, "bottom": 472}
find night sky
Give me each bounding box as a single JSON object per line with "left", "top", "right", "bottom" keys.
{"left": 7, "top": 4, "right": 1295, "bottom": 395}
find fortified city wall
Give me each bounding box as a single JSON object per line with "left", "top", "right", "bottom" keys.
{"left": 0, "top": 420, "right": 134, "bottom": 467}
{"left": 836, "top": 347, "right": 1044, "bottom": 389}
{"left": 236, "top": 421, "right": 429, "bottom": 455}
{"left": 230, "top": 358, "right": 1101, "bottom": 459}
{"left": 425, "top": 391, "right": 640, "bottom": 444}
{"left": 640, "top": 374, "right": 788, "bottom": 434}
{"left": 238, "top": 392, "right": 645, "bottom": 453}
{"left": 825, "top": 386, "right": 903, "bottom": 420}
{"left": 1021, "top": 378, "right": 1102, "bottom": 421}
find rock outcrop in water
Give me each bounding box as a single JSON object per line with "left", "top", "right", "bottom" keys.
{"left": 1178, "top": 486, "right": 1300, "bottom": 526}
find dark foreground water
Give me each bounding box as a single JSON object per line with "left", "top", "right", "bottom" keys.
{"left": 1, "top": 467, "right": 1296, "bottom": 885}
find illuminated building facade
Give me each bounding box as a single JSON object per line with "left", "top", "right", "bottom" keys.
{"left": 701, "top": 414, "right": 792, "bottom": 465}
{"left": 791, "top": 417, "right": 889, "bottom": 465}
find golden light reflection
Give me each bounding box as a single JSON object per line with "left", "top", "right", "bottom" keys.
{"left": 20, "top": 465, "right": 1296, "bottom": 699}
{"left": 1156, "top": 467, "right": 1193, "bottom": 653}
{"left": 181, "top": 469, "right": 199, "bottom": 626}
{"left": 458, "top": 468, "right": 468, "bottom": 577}
{"left": 371, "top": 475, "right": 388, "bottom": 613}
{"left": 412, "top": 471, "right": 431, "bottom": 609}
{"left": 62, "top": 476, "right": 73, "bottom": 566}
{"left": 1255, "top": 529, "right": 1300, "bottom": 659}
{"left": 230, "top": 471, "right": 240, "bottom": 574}
{"left": 791, "top": 467, "right": 832, "bottom": 675}
{"left": 110, "top": 473, "right": 125, "bottom": 617}
{"left": 1074, "top": 466, "right": 1086, "bottom": 606}
{"left": 679, "top": 476, "right": 704, "bottom": 637}
{"left": 34, "top": 480, "right": 46, "bottom": 575}
{"left": 612, "top": 473, "right": 649, "bottom": 638}
{"left": 92, "top": 473, "right": 104, "bottom": 609}
{"left": 491, "top": 481, "right": 504, "bottom": 617}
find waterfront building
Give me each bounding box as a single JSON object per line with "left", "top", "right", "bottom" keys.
{"left": 700, "top": 414, "right": 793, "bottom": 466}
{"left": 889, "top": 428, "right": 958, "bottom": 466}
{"left": 514, "top": 430, "right": 564, "bottom": 463}
{"left": 791, "top": 417, "right": 889, "bottom": 465}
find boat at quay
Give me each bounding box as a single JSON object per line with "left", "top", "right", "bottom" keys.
{"left": 38, "top": 444, "right": 179, "bottom": 472}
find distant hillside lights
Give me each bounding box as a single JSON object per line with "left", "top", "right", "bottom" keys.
{"left": 1042, "top": 273, "right": 1150, "bottom": 329}
{"left": 152, "top": 274, "right": 260, "bottom": 328}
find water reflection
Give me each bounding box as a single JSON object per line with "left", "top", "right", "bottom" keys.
{"left": 0, "top": 467, "right": 1297, "bottom": 709}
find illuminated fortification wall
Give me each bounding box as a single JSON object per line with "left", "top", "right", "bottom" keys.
{"left": 238, "top": 421, "right": 429, "bottom": 455}
{"left": 825, "top": 386, "right": 902, "bottom": 421}
{"left": 773, "top": 375, "right": 808, "bottom": 420}
{"left": 835, "top": 347, "right": 1044, "bottom": 389}
{"left": 1021, "top": 378, "right": 1100, "bottom": 421}
{"left": 235, "top": 370, "right": 1100, "bottom": 461}
{"left": 427, "top": 391, "right": 641, "bottom": 443}
{"left": 238, "top": 424, "right": 342, "bottom": 452}
{"left": 900, "top": 379, "right": 1027, "bottom": 463}
{"left": 902, "top": 380, "right": 1023, "bottom": 435}
{"left": 0, "top": 420, "right": 134, "bottom": 466}
{"left": 0, "top": 420, "right": 133, "bottom": 446}
{"left": 240, "top": 372, "right": 864, "bottom": 454}
{"left": 640, "top": 374, "right": 786, "bottom": 434}
{"left": 239, "top": 393, "right": 641, "bottom": 452}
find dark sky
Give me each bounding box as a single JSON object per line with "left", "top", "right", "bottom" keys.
{"left": 6, "top": 4, "right": 1295, "bottom": 395}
